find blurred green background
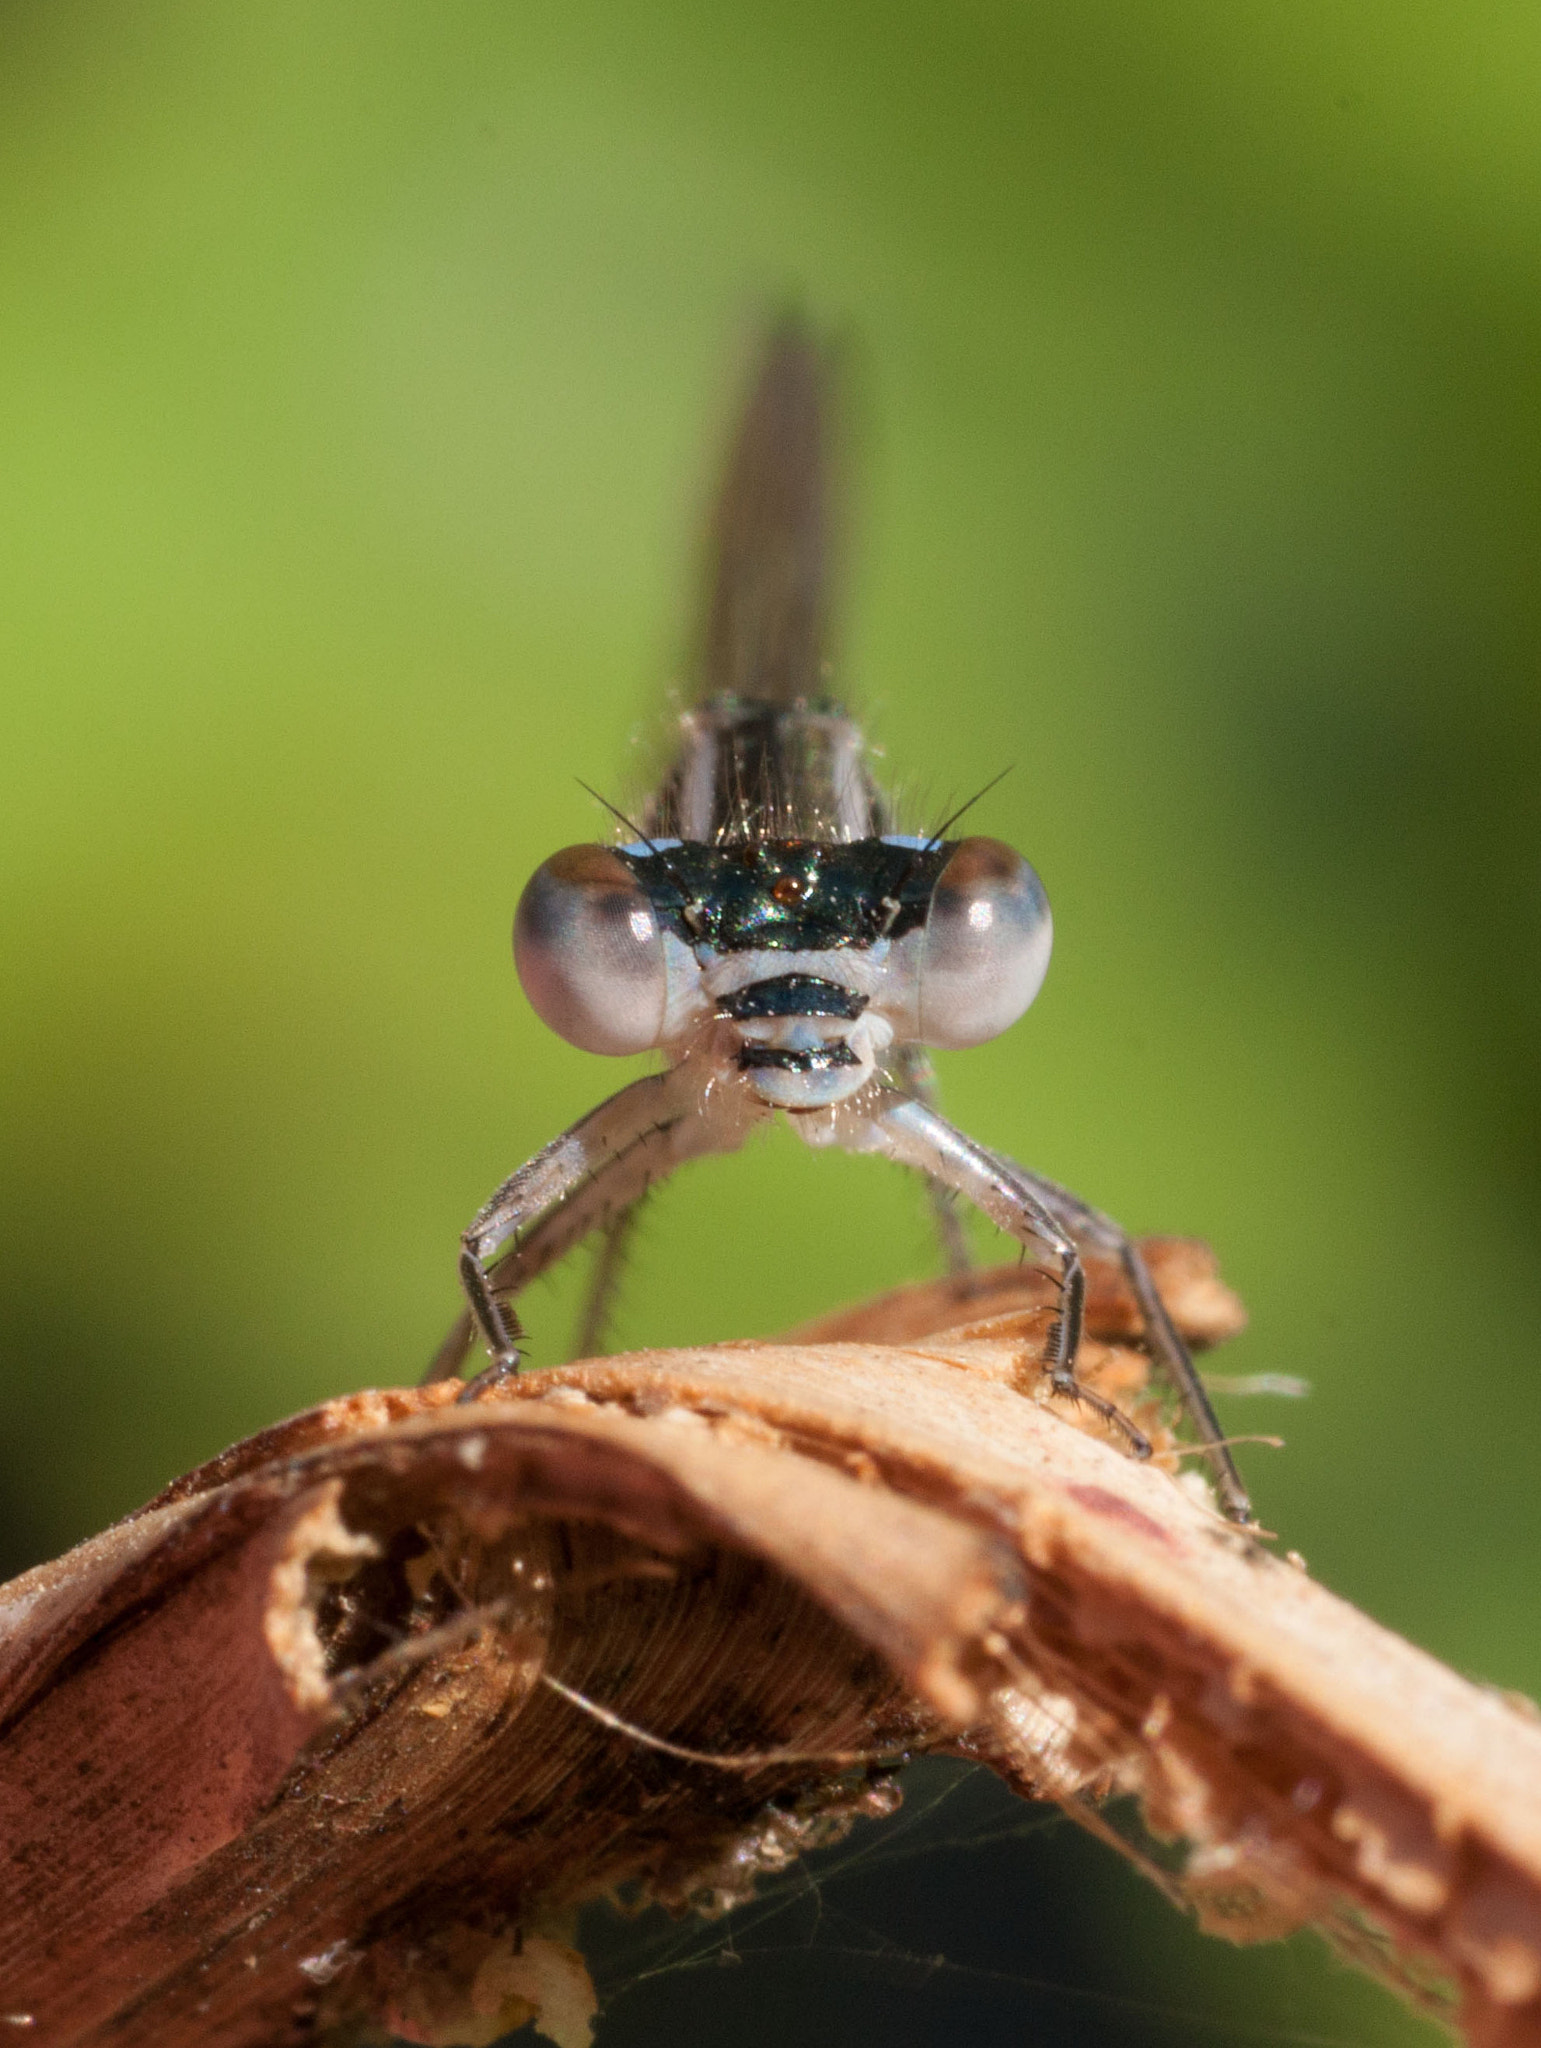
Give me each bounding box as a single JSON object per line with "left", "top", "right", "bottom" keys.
{"left": 1, "top": 2, "right": 1536, "bottom": 2042}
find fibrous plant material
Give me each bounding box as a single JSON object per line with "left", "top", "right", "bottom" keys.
{"left": 0, "top": 1242, "right": 1537, "bottom": 2047}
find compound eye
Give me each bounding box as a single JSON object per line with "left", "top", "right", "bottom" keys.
{"left": 514, "top": 846, "right": 671, "bottom": 1055}
{"left": 918, "top": 837, "right": 1053, "bottom": 1048}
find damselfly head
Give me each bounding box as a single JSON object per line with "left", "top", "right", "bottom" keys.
{"left": 512, "top": 830, "right": 1052, "bottom": 1100}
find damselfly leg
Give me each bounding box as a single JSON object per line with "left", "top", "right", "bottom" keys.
{"left": 425, "top": 1057, "right": 767, "bottom": 1396}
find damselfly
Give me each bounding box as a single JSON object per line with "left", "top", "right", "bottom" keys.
{"left": 425, "top": 323, "right": 1251, "bottom": 1525}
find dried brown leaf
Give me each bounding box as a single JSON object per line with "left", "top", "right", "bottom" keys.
{"left": 0, "top": 1250, "right": 1536, "bottom": 2048}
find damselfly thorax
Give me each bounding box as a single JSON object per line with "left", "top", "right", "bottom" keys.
{"left": 425, "top": 324, "right": 1252, "bottom": 1526}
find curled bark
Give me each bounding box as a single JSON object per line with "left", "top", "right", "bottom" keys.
{"left": 0, "top": 1242, "right": 1536, "bottom": 2047}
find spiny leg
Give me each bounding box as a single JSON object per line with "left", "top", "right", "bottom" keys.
{"left": 991, "top": 1163, "right": 1253, "bottom": 1524}
{"left": 923, "top": 1176, "right": 972, "bottom": 1280}
{"left": 820, "top": 1087, "right": 1151, "bottom": 1459}
{"left": 572, "top": 1200, "right": 642, "bottom": 1361}
{"left": 425, "top": 1064, "right": 765, "bottom": 1398}
{"left": 458, "top": 1241, "right": 524, "bottom": 1388}
{"left": 423, "top": 1303, "right": 477, "bottom": 1386}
